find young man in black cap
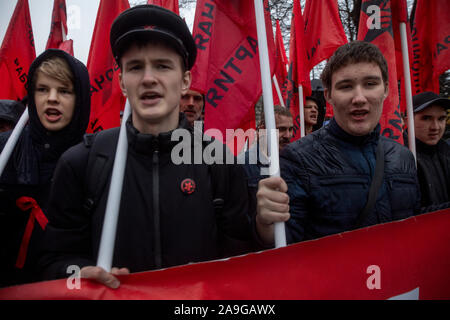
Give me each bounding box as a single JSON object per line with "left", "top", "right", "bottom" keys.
{"left": 412, "top": 91, "right": 450, "bottom": 208}
{"left": 39, "top": 5, "right": 263, "bottom": 288}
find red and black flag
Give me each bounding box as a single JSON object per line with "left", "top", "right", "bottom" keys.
{"left": 358, "top": 0, "right": 404, "bottom": 144}
{"left": 303, "top": 0, "right": 347, "bottom": 120}
{"left": 0, "top": 0, "right": 36, "bottom": 101}
{"left": 411, "top": 0, "right": 450, "bottom": 94}
{"left": 272, "top": 20, "right": 288, "bottom": 106}
{"left": 286, "top": 0, "right": 311, "bottom": 141}
{"left": 45, "top": 0, "right": 73, "bottom": 55}
{"left": 303, "top": 0, "right": 348, "bottom": 71}
{"left": 86, "top": 0, "right": 130, "bottom": 133}
{"left": 147, "top": 0, "right": 180, "bottom": 15}
{"left": 190, "top": 0, "right": 276, "bottom": 153}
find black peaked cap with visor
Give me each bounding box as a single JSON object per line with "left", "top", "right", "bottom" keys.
{"left": 110, "top": 4, "right": 197, "bottom": 70}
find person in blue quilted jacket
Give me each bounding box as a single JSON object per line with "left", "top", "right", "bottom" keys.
{"left": 255, "top": 41, "right": 420, "bottom": 246}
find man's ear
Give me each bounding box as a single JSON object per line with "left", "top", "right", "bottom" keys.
{"left": 181, "top": 70, "right": 192, "bottom": 95}
{"left": 383, "top": 82, "right": 389, "bottom": 99}
{"left": 324, "top": 88, "right": 332, "bottom": 105}
{"left": 119, "top": 72, "right": 127, "bottom": 97}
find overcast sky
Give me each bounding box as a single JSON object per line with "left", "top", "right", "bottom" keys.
{"left": 0, "top": 0, "right": 196, "bottom": 65}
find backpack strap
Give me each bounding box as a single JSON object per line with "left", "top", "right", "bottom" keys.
{"left": 354, "top": 140, "right": 385, "bottom": 228}
{"left": 82, "top": 128, "right": 120, "bottom": 214}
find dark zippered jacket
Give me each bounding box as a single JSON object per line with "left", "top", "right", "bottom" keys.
{"left": 281, "top": 118, "right": 421, "bottom": 243}
{"left": 39, "top": 115, "right": 255, "bottom": 280}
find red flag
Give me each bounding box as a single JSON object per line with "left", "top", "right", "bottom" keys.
{"left": 272, "top": 20, "right": 288, "bottom": 106}
{"left": 286, "top": 0, "right": 312, "bottom": 141}
{"left": 411, "top": 0, "right": 450, "bottom": 94}
{"left": 58, "top": 39, "right": 74, "bottom": 56}
{"left": 391, "top": 0, "right": 413, "bottom": 114}
{"left": 86, "top": 0, "right": 129, "bottom": 133}
{"left": 147, "top": 0, "right": 179, "bottom": 15}
{"left": 1, "top": 209, "right": 449, "bottom": 300}
{"left": 358, "top": 0, "right": 404, "bottom": 144}
{"left": 190, "top": 0, "right": 276, "bottom": 153}
{"left": 303, "top": 0, "right": 348, "bottom": 70}
{"left": 0, "top": 0, "right": 36, "bottom": 101}
{"left": 45, "top": 0, "right": 68, "bottom": 50}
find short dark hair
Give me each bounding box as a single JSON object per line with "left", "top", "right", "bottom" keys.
{"left": 259, "top": 105, "right": 292, "bottom": 128}
{"left": 321, "top": 41, "right": 388, "bottom": 91}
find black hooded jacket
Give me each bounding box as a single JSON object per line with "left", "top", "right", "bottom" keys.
{"left": 0, "top": 49, "right": 90, "bottom": 287}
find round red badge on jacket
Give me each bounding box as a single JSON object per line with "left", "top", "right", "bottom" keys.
{"left": 181, "top": 178, "right": 196, "bottom": 195}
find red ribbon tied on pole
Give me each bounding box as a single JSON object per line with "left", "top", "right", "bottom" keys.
{"left": 15, "top": 196, "right": 48, "bottom": 269}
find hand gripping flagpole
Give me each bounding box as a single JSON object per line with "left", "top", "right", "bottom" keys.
{"left": 96, "top": 99, "right": 131, "bottom": 271}
{"left": 254, "top": 0, "right": 287, "bottom": 248}
{"left": 0, "top": 108, "right": 29, "bottom": 178}
{"left": 399, "top": 22, "right": 416, "bottom": 163}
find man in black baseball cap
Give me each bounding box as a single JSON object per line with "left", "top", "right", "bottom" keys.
{"left": 412, "top": 91, "right": 450, "bottom": 208}
{"left": 40, "top": 4, "right": 259, "bottom": 289}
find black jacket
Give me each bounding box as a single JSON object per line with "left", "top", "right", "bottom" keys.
{"left": 281, "top": 118, "right": 421, "bottom": 243}
{"left": 39, "top": 115, "right": 255, "bottom": 280}
{"left": 416, "top": 138, "right": 450, "bottom": 207}
{"left": 0, "top": 49, "right": 90, "bottom": 287}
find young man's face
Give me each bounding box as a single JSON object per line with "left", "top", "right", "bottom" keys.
{"left": 304, "top": 99, "right": 318, "bottom": 126}
{"left": 325, "top": 62, "right": 388, "bottom": 136}
{"left": 180, "top": 89, "right": 203, "bottom": 126}
{"left": 414, "top": 105, "right": 447, "bottom": 145}
{"left": 275, "top": 114, "right": 293, "bottom": 151}
{"left": 119, "top": 42, "right": 191, "bottom": 134}
{"left": 34, "top": 71, "right": 76, "bottom": 131}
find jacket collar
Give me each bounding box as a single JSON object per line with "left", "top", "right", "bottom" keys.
{"left": 126, "top": 113, "right": 192, "bottom": 155}
{"left": 328, "top": 117, "right": 380, "bottom": 146}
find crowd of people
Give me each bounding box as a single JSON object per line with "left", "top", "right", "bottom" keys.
{"left": 0, "top": 4, "right": 448, "bottom": 289}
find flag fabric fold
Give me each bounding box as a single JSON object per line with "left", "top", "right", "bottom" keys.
{"left": 86, "top": 0, "right": 130, "bottom": 133}
{"left": 0, "top": 0, "right": 36, "bottom": 101}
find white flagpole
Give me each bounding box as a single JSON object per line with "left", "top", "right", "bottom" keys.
{"left": 254, "top": 0, "right": 286, "bottom": 248}
{"left": 272, "top": 75, "right": 285, "bottom": 107}
{"left": 399, "top": 22, "right": 416, "bottom": 163}
{"left": 298, "top": 85, "right": 305, "bottom": 137}
{"left": 0, "top": 108, "right": 29, "bottom": 178}
{"left": 96, "top": 99, "right": 131, "bottom": 271}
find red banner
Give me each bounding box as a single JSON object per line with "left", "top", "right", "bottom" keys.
{"left": 411, "top": 0, "right": 450, "bottom": 94}
{"left": 1, "top": 209, "right": 449, "bottom": 300}
{"left": 86, "top": 0, "right": 129, "bottom": 133}
{"left": 190, "top": 0, "right": 275, "bottom": 153}
{"left": 147, "top": 0, "right": 179, "bottom": 15}
{"left": 358, "top": 0, "right": 404, "bottom": 144}
{"left": 0, "top": 0, "right": 36, "bottom": 101}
